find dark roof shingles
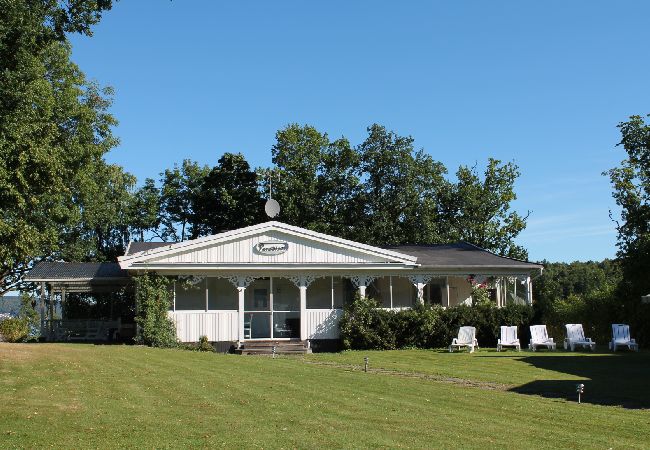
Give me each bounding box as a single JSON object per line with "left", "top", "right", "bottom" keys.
{"left": 384, "top": 242, "right": 542, "bottom": 268}
{"left": 25, "top": 262, "right": 128, "bottom": 281}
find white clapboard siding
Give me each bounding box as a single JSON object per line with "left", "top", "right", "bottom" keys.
{"left": 169, "top": 311, "right": 238, "bottom": 342}
{"left": 306, "top": 309, "right": 343, "bottom": 339}
{"left": 151, "top": 231, "right": 386, "bottom": 264}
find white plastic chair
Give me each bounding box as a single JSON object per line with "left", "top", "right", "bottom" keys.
{"left": 528, "top": 325, "right": 556, "bottom": 351}
{"left": 497, "top": 326, "right": 520, "bottom": 351}
{"left": 449, "top": 326, "right": 479, "bottom": 353}
{"left": 564, "top": 324, "right": 596, "bottom": 351}
{"left": 609, "top": 324, "right": 639, "bottom": 352}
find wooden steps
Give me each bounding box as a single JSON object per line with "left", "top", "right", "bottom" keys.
{"left": 236, "top": 340, "right": 311, "bottom": 355}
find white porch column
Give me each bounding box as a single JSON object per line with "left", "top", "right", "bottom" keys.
{"left": 172, "top": 281, "right": 176, "bottom": 312}
{"left": 227, "top": 276, "right": 254, "bottom": 344}
{"left": 349, "top": 276, "right": 376, "bottom": 299}
{"left": 416, "top": 283, "right": 425, "bottom": 304}
{"left": 238, "top": 287, "right": 245, "bottom": 342}
{"left": 288, "top": 275, "right": 316, "bottom": 342}
{"left": 39, "top": 282, "right": 46, "bottom": 337}
{"left": 495, "top": 278, "right": 502, "bottom": 308}
{"left": 444, "top": 276, "right": 450, "bottom": 307}
{"left": 408, "top": 275, "right": 434, "bottom": 305}
{"left": 299, "top": 284, "right": 307, "bottom": 341}
{"left": 204, "top": 278, "right": 209, "bottom": 312}
{"left": 526, "top": 276, "right": 533, "bottom": 305}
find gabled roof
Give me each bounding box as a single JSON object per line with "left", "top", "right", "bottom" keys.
{"left": 119, "top": 221, "right": 419, "bottom": 269}
{"left": 384, "top": 242, "right": 543, "bottom": 270}
{"left": 25, "top": 262, "right": 129, "bottom": 281}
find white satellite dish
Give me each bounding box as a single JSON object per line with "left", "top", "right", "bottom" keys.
{"left": 265, "top": 199, "right": 280, "bottom": 218}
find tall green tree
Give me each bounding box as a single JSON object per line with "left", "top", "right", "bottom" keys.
{"left": 607, "top": 115, "right": 650, "bottom": 306}
{"left": 532, "top": 259, "right": 622, "bottom": 320}
{"left": 0, "top": 0, "right": 116, "bottom": 294}
{"left": 356, "top": 124, "right": 447, "bottom": 246}
{"left": 129, "top": 178, "right": 161, "bottom": 242}
{"left": 59, "top": 164, "right": 136, "bottom": 262}
{"left": 192, "top": 153, "right": 264, "bottom": 237}
{"left": 159, "top": 160, "right": 209, "bottom": 242}
{"left": 271, "top": 124, "right": 330, "bottom": 228}
{"left": 438, "top": 159, "right": 528, "bottom": 259}
{"left": 316, "top": 136, "right": 363, "bottom": 238}
{"left": 271, "top": 124, "right": 363, "bottom": 237}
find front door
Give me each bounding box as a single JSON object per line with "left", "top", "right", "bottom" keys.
{"left": 244, "top": 277, "right": 300, "bottom": 339}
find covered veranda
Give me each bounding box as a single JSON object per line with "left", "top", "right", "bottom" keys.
{"left": 24, "top": 262, "right": 134, "bottom": 342}
{"left": 164, "top": 270, "right": 534, "bottom": 343}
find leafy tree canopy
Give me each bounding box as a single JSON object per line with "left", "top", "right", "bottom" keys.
{"left": 607, "top": 114, "right": 650, "bottom": 299}
{"left": 0, "top": 0, "right": 120, "bottom": 294}
{"left": 158, "top": 159, "right": 209, "bottom": 242}
{"left": 269, "top": 123, "right": 528, "bottom": 255}
{"left": 439, "top": 159, "right": 529, "bottom": 259}
{"left": 193, "top": 153, "right": 264, "bottom": 237}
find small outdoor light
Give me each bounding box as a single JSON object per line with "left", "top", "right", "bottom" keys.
{"left": 272, "top": 345, "right": 277, "bottom": 358}
{"left": 576, "top": 383, "right": 585, "bottom": 404}
{"left": 364, "top": 356, "right": 369, "bottom": 373}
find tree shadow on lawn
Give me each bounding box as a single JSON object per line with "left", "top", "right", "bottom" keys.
{"left": 505, "top": 351, "right": 649, "bottom": 409}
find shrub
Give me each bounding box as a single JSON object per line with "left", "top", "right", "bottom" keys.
{"left": 0, "top": 317, "right": 30, "bottom": 342}
{"left": 339, "top": 294, "right": 396, "bottom": 350}
{"left": 197, "top": 335, "right": 215, "bottom": 352}
{"left": 544, "top": 285, "right": 620, "bottom": 345}
{"left": 392, "top": 304, "right": 444, "bottom": 348}
{"left": 339, "top": 295, "right": 535, "bottom": 350}
{"left": 134, "top": 273, "right": 178, "bottom": 348}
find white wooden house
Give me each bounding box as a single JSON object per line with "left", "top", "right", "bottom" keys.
{"left": 114, "top": 221, "right": 542, "bottom": 345}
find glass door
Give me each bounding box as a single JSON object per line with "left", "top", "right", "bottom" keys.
{"left": 271, "top": 278, "right": 300, "bottom": 339}
{"left": 243, "top": 277, "right": 301, "bottom": 340}
{"left": 244, "top": 278, "right": 271, "bottom": 339}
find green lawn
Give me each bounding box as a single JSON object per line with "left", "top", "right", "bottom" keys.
{"left": 1, "top": 344, "right": 649, "bottom": 449}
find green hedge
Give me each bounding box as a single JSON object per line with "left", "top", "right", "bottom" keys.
{"left": 541, "top": 284, "right": 628, "bottom": 345}
{"left": 339, "top": 295, "right": 535, "bottom": 350}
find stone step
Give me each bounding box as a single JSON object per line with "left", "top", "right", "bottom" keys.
{"left": 236, "top": 340, "right": 311, "bottom": 355}
{"left": 242, "top": 342, "right": 306, "bottom": 348}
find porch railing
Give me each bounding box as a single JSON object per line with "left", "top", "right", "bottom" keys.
{"left": 45, "top": 318, "right": 121, "bottom": 342}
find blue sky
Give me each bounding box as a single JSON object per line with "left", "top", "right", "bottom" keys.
{"left": 68, "top": 1, "right": 650, "bottom": 263}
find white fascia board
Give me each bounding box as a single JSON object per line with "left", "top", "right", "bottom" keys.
{"left": 118, "top": 221, "right": 417, "bottom": 267}
{"left": 126, "top": 262, "right": 418, "bottom": 271}
{"left": 419, "top": 266, "right": 542, "bottom": 276}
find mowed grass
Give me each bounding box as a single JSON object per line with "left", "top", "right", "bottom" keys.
{"left": 307, "top": 348, "right": 650, "bottom": 407}
{"left": 0, "top": 344, "right": 648, "bottom": 449}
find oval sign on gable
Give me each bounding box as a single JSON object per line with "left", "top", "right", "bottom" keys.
{"left": 255, "top": 241, "right": 289, "bottom": 256}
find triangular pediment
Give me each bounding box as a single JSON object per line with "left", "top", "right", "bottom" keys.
{"left": 118, "top": 222, "right": 417, "bottom": 269}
